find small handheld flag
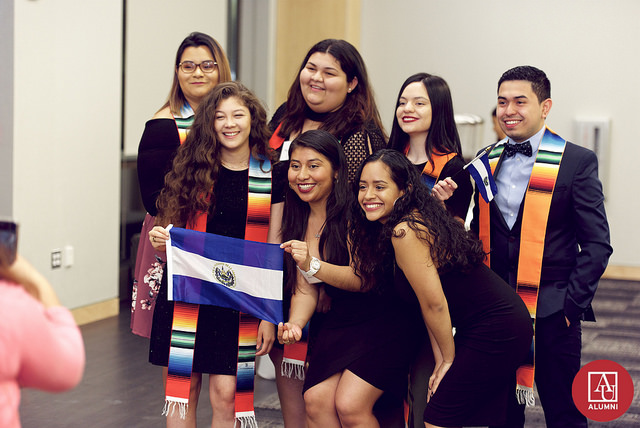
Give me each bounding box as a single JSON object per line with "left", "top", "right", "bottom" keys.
{"left": 166, "top": 225, "right": 284, "bottom": 325}
{"left": 465, "top": 147, "right": 498, "bottom": 203}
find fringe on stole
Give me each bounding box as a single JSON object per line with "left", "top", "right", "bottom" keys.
{"left": 162, "top": 399, "right": 189, "bottom": 419}
{"left": 516, "top": 385, "right": 535, "bottom": 407}
{"left": 235, "top": 413, "right": 258, "bottom": 428}
{"left": 281, "top": 358, "right": 305, "bottom": 380}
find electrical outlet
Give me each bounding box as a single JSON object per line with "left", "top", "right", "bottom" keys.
{"left": 51, "top": 249, "right": 62, "bottom": 269}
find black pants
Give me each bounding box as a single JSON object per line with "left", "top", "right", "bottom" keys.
{"left": 491, "top": 311, "right": 588, "bottom": 428}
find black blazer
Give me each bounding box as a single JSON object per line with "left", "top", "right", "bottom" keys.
{"left": 471, "top": 141, "right": 612, "bottom": 322}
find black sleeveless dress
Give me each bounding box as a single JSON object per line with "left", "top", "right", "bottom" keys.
{"left": 395, "top": 263, "right": 533, "bottom": 426}
{"left": 302, "top": 281, "right": 418, "bottom": 400}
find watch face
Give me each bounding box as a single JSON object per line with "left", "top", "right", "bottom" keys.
{"left": 311, "top": 258, "right": 321, "bottom": 270}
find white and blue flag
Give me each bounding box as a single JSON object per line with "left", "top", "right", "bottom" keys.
{"left": 166, "top": 225, "right": 284, "bottom": 324}
{"left": 467, "top": 150, "right": 498, "bottom": 203}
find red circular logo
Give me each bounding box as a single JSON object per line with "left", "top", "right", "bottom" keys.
{"left": 572, "top": 359, "right": 634, "bottom": 422}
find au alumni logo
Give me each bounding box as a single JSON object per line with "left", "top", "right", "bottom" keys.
{"left": 572, "top": 359, "right": 634, "bottom": 422}
{"left": 213, "top": 263, "right": 236, "bottom": 288}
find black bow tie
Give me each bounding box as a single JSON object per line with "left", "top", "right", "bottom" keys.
{"left": 503, "top": 141, "right": 532, "bottom": 158}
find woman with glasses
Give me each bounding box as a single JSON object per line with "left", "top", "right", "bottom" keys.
{"left": 131, "top": 32, "right": 231, "bottom": 339}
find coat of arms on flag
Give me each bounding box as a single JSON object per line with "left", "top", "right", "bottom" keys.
{"left": 165, "top": 225, "right": 284, "bottom": 325}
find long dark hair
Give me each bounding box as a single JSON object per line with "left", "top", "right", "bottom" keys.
{"left": 350, "top": 149, "right": 485, "bottom": 292}
{"left": 157, "top": 82, "right": 273, "bottom": 227}
{"left": 282, "top": 130, "right": 351, "bottom": 294}
{"left": 161, "top": 32, "right": 232, "bottom": 115}
{"left": 278, "top": 39, "right": 386, "bottom": 141}
{"left": 389, "top": 73, "right": 462, "bottom": 167}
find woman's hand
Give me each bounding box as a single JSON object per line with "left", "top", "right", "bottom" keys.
{"left": 0, "top": 255, "right": 61, "bottom": 307}
{"left": 149, "top": 226, "right": 170, "bottom": 252}
{"left": 431, "top": 177, "right": 457, "bottom": 203}
{"left": 280, "top": 240, "right": 311, "bottom": 271}
{"left": 256, "top": 320, "right": 275, "bottom": 356}
{"left": 278, "top": 322, "right": 303, "bottom": 345}
{"left": 427, "top": 359, "right": 453, "bottom": 402}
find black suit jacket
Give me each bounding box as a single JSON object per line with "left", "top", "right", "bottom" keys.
{"left": 471, "top": 140, "right": 612, "bottom": 322}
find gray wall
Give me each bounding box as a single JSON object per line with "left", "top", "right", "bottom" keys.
{"left": 362, "top": 0, "right": 638, "bottom": 267}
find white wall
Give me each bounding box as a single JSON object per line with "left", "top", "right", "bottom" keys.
{"left": 123, "top": 0, "right": 228, "bottom": 157}
{"left": 12, "top": 0, "right": 123, "bottom": 308}
{"left": 361, "top": 0, "right": 640, "bottom": 267}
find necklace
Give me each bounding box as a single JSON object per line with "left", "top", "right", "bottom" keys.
{"left": 312, "top": 219, "right": 327, "bottom": 239}
{"left": 221, "top": 159, "right": 249, "bottom": 170}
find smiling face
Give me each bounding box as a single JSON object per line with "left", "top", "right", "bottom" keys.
{"left": 299, "top": 52, "right": 357, "bottom": 114}
{"left": 177, "top": 46, "right": 219, "bottom": 109}
{"left": 358, "top": 160, "right": 404, "bottom": 224}
{"left": 396, "top": 81, "right": 432, "bottom": 138}
{"left": 214, "top": 96, "right": 251, "bottom": 154}
{"left": 497, "top": 80, "right": 551, "bottom": 143}
{"left": 288, "top": 146, "right": 336, "bottom": 206}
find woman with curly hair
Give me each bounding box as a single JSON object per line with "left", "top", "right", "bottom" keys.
{"left": 351, "top": 149, "right": 532, "bottom": 428}
{"left": 278, "top": 133, "right": 414, "bottom": 428}
{"left": 148, "top": 82, "right": 285, "bottom": 427}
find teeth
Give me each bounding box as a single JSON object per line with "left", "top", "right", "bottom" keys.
{"left": 298, "top": 184, "right": 315, "bottom": 190}
{"left": 365, "top": 203, "right": 382, "bottom": 209}
{"left": 505, "top": 120, "right": 519, "bottom": 125}
{"left": 224, "top": 131, "right": 239, "bottom": 136}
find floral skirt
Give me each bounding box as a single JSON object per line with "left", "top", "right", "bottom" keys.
{"left": 130, "top": 213, "right": 164, "bottom": 338}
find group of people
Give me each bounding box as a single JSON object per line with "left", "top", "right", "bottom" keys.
{"left": 131, "top": 32, "right": 612, "bottom": 428}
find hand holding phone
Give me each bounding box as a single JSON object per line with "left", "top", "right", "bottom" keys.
{"left": 0, "top": 221, "right": 18, "bottom": 267}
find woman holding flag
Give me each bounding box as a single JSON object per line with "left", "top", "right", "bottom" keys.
{"left": 349, "top": 149, "right": 532, "bottom": 427}
{"left": 148, "top": 82, "right": 286, "bottom": 427}
{"left": 278, "top": 131, "right": 415, "bottom": 427}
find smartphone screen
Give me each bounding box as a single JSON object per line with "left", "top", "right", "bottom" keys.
{"left": 0, "top": 221, "right": 18, "bottom": 267}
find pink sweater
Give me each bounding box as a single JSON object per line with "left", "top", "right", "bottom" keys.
{"left": 0, "top": 280, "right": 85, "bottom": 428}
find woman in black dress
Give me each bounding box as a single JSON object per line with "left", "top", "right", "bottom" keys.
{"left": 148, "top": 82, "right": 285, "bottom": 427}
{"left": 350, "top": 149, "right": 533, "bottom": 427}
{"left": 278, "top": 131, "right": 413, "bottom": 428}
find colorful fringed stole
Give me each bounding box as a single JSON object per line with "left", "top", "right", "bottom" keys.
{"left": 174, "top": 104, "right": 195, "bottom": 144}
{"left": 478, "top": 127, "right": 567, "bottom": 406}
{"left": 403, "top": 146, "right": 457, "bottom": 190}
{"left": 163, "top": 154, "right": 272, "bottom": 427}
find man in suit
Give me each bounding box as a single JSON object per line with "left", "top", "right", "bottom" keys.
{"left": 469, "top": 66, "right": 612, "bottom": 427}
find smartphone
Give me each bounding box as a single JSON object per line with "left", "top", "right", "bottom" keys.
{"left": 0, "top": 220, "right": 18, "bottom": 267}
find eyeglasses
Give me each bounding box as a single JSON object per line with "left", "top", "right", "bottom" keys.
{"left": 178, "top": 60, "right": 217, "bottom": 73}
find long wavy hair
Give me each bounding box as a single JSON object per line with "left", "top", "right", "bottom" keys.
{"left": 161, "top": 32, "right": 232, "bottom": 115}
{"left": 282, "top": 130, "right": 351, "bottom": 294}
{"left": 156, "top": 82, "right": 273, "bottom": 227}
{"left": 277, "top": 39, "right": 386, "bottom": 141}
{"left": 350, "top": 149, "right": 485, "bottom": 292}
{"left": 389, "top": 73, "right": 462, "bottom": 168}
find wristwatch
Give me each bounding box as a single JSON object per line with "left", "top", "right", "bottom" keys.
{"left": 304, "top": 257, "right": 321, "bottom": 277}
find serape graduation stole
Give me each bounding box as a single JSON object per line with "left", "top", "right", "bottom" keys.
{"left": 479, "top": 127, "right": 567, "bottom": 406}
{"left": 281, "top": 322, "right": 309, "bottom": 380}
{"left": 174, "top": 104, "right": 195, "bottom": 144}
{"left": 403, "top": 146, "right": 457, "bottom": 190}
{"left": 163, "top": 154, "right": 276, "bottom": 427}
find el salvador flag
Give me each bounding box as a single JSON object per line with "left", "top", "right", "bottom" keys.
{"left": 468, "top": 151, "right": 498, "bottom": 203}
{"left": 166, "top": 225, "right": 284, "bottom": 325}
